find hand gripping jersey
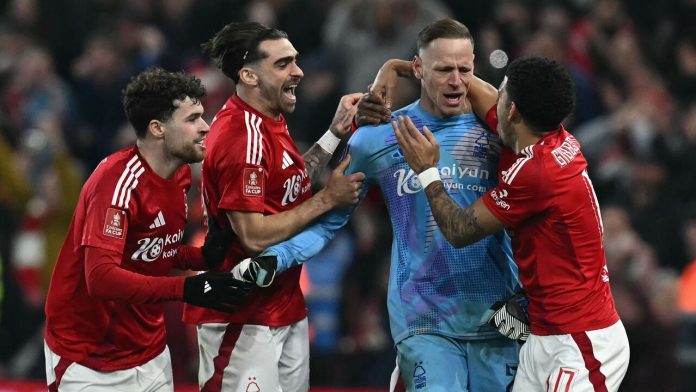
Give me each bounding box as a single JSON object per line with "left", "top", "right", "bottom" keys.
{"left": 266, "top": 100, "right": 522, "bottom": 343}
{"left": 481, "top": 107, "right": 619, "bottom": 335}
{"left": 183, "top": 94, "right": 310, "bottom": 326}
{"left": 45, "top": 147, "right": 192, "bottom": 371}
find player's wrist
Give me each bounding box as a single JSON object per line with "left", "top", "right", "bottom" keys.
{"left": 314, "top": 189, "right": 338, "bottom": 211}
{"left": 318, "top": 130, "right": 342, "bottom": 154}
{"left": 418, "top": 166, "right": 441, "bottom": 189}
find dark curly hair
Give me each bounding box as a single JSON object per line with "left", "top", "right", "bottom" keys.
{"left": 417, "top": 19, "right": 474, "bottom": 53}
{"left": 504, "top": 56, "right": 575, "bottom": 133}
{"left": 122, "top": 68, "right": 206, "bottom": 139}
{"left": 202, "top": 22, "right": 288, "bottom": 83}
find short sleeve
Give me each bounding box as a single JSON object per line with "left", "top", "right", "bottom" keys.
{"left": 482, "top": 153, "right": 548, "bottom": 227}
{"left": 215, "top": 118, "right": 270, "bottom": 213}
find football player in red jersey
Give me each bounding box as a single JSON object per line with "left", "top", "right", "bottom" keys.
{"left": 44, "top": 68, "right": 253, "bottom": 392}
{"left": 184, "top": 22, "right": 365, "bottom": 391}
{"left": 389, "top": 56, "right": 630, "bottom": 392}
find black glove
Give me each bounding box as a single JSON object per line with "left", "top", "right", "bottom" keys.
{"left": 201, "top": 216, "right": 232, "bottom": 270}
{"left": 183, "top": 271, "right": 253, "bottom": 312}
{"left": 231, "top": 255, "right": 277, "bottom": 287}
{"left": 485, "top": 292, "right": 530, "bottom": 342}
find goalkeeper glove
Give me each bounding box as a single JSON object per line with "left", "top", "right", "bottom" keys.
{"left": 183, "top": 271, "right": 253, "bottom": 312}
{"left": 231, "top": 255, "right": 277, "bottom": 287}
{"left": 484, "top": 292, "right": 530, "bottom": 342}
{"left": 201, "top": 216, "right": 232, "bottom": 270}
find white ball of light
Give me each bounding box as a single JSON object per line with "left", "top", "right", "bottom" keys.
{"left": 489, "top": 49, "right": 509, "bottom": 69}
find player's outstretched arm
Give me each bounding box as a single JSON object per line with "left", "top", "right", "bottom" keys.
{"left": 84, "top": 246, "right": 252, "bottom": 312}
{"left": 391, "top": 115, "right": 505, "bottom": 247}
{"left": 182, "top": 271, "right": 253, "bottom": 312}
{"left": 229, "top": 166, "right": 366, "bottom": 287}
{"left": 354, "top": 59, "right": 412, "bottom": 128}
{"left": 467, "top": 76, "right": 499, "bottom": 123}
{"left": 227, "top": 155, "right": 365, "bottom": 255}
{"left": 232, "top": 192, "right": 363, "bottom": 287}
{"left": 302, "top": 92, "right": 363, "bottom": 180}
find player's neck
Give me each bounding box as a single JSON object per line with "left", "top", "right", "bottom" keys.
{"left": 136, "top": 139, "right": 180, "bottom": 179}
{"left": 237, "top": 87, "right": 281, "bottom": 120}
{"left": 514, "top": 127, "right": 542, "bottom": 154}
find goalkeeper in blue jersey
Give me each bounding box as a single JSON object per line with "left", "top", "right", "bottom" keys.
{"left": 233, "top": 19, "right": 523, "bottom": 391}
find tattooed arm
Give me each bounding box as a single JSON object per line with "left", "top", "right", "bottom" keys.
{"left": 423, "top": 183, "right": 504, "bottom": 247}
{"left": 302, "top": 144, "right": 332, "bottom": 180}
{"left": 303, "top": 92, "right": 362, "bottom": 180}
{"left": 391, "top": 115, "right": 505, "bottom": 248}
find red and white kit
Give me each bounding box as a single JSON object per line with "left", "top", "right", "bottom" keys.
{"left": 482, "top": 106, "right": 629, "bottom": 392}
{"left": 44, "top": 147, "right": 205, "bottom": 391}
{"left": 184, "top": 94, "right": 311, "bottom": 392}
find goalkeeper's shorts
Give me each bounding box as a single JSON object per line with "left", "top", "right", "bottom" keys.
{"left": 513, "top": 320, "right": 629, "bottom": 392}
{"left": 394, "top": 333, "right": 520, "bottom": 391}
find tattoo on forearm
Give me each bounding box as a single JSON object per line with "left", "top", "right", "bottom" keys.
{"left": 303, "top": 144, "right": 333, "bottom": 181}
{"left": 424, "top": 182, "right": 485, "bottom": 247}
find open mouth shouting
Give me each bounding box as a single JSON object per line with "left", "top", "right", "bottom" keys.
{"left": 282, "top": 83, "right": 298, "bottom": 103}
{"left": 443, "top": 92, "right": 464, "bottom": 107}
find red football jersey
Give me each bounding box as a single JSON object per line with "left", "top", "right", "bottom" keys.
{"left": 44, "top": 146, "right": 191, "bottom": 370}
{"left": 183, "top": 94, "right": 310, "bottom": 326}
{"left": 482, "top": 106, "right": 619, "bottom": 335}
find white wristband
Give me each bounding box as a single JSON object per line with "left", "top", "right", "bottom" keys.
{"left": 317, "top": 130, "right": 341, "bottom": 154}
{"left": 418, "top": 167, "right": 441, "bottom": 189}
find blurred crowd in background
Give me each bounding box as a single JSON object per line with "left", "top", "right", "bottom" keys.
{"left": 0, "top": 0, "right": 695, "bottom": 390}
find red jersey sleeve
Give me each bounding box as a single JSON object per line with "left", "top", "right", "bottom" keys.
{"left": 81, "top": 173, "right": 131, "bottom": 254}
{"left": 215, "top": 115, "right": 270, "bottom": 213}
{"left": 484, "top": 104, "right": 499, "bottom": 134}
{"left": 172, "top": 245, "right": 207, "bottom": 271}
{"left": 482, "top": 149, "right": 550, "bottom": 227}
{"left": 84, "top": 246, "right": 185, "bottom": 303}
{"left": 483, "top": 103, "right": 519, "bottom": 179}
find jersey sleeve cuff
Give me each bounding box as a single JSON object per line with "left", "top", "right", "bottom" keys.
{"left": 484, "top": 105, "right": 499, "bottom": 134}
{"left": 482, "top": 194, "right": 514, "bottom": 226}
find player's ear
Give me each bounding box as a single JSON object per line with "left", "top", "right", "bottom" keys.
{"left": 412, "top": 55, "right": 423, "bottom": 80}
{"left": 147, "top": 119, "right": 165, "bottom": 139}
{"left": 509, "top": 102, "right": 522, "bottom": 124}
{"left": 239, "top": 67, "right": 258, "bottom": 86}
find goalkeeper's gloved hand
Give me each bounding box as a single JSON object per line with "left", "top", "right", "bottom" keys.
{"left": 183, "top": 271, "right": 253, "bottom": 312}
{"left": 231, "top": 255, "right": 277, "bottom": 287}
{"left": 484, "top": 292, "right": 530, "bottom": 342}
{"left": 201, "top": 216, "right": 232, "bottom": 270}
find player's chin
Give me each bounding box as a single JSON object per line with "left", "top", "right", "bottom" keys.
{"left": 280, "top": 101, "right": 297, "bottom": 114}
{"left": 439, "top": 105, "right": 463, "bottom": 117}
{"left": 183, "top": 145, "right": 206, "bottom": 163}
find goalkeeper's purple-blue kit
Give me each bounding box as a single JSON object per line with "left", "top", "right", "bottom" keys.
{"left": 265, "top": 100, "right": 523, "bottom": 391}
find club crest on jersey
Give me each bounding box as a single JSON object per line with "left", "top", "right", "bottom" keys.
{"left": 243, "top": 167, "right": 264, "bottom": 197}
{"left": 245, "top": 376, "right": 260, "bottom": 392}
{"left": 473, "top": 131, "right": 490, "bottom": 159}
{"left": 103, "top": 208, "right": 126, "bottom": 239}
{"left": 413, "top": 361, "right": 427, "bottom": 390}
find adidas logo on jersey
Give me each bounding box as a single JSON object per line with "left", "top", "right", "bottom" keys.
{"left": 203, "top": 280, "right": 212, "bottom": 293}
{"left": 281, "top": 150, "right": 294, "bottom": 169}
{"left": 149, "top": 211, "right": 166, "bottom": 229}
